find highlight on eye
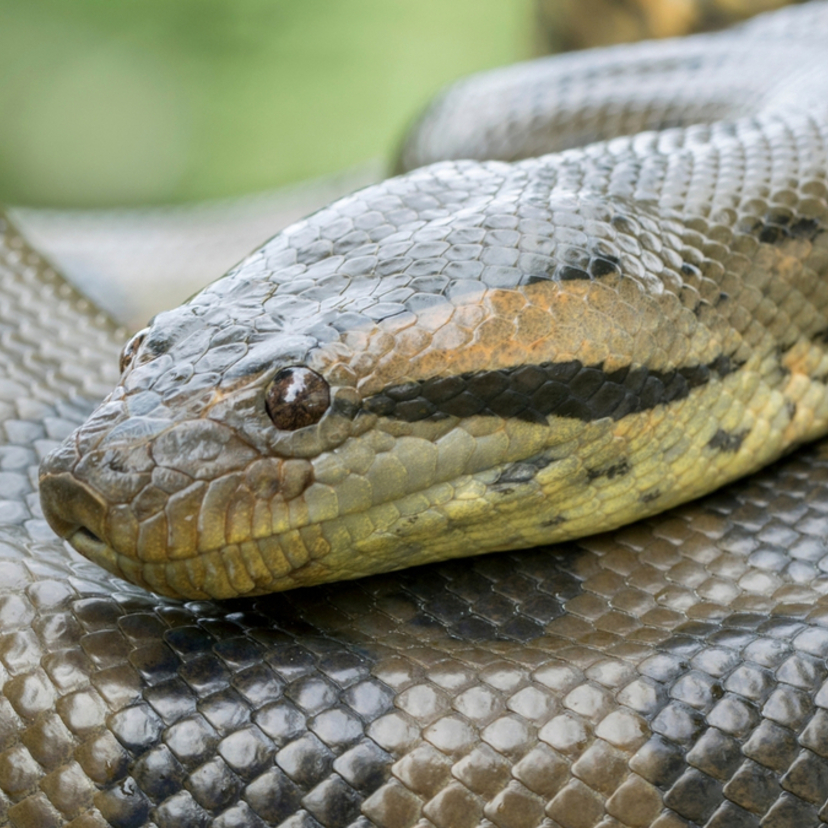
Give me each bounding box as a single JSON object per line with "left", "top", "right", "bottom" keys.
{"left": 265, "top": 366, "right": 330, "bottom": 430}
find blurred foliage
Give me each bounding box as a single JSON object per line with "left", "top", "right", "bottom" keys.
{"left": 0, "top": 0, "right": 532, "bottom": 207}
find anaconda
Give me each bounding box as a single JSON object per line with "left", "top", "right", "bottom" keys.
{"left": 1, "top": 2, "right": 828, "bottom": 826}
{"left": 40, "top": 3, "right": 828, "bottom": 600}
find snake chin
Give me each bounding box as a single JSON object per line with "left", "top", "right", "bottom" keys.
{"left": 38, "top": 469, "right": 127, "bottom": 580}
{"left": 67, "top": 526, "right": 118, "bottom": 570}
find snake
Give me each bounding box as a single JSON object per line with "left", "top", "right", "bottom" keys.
{"left": 1, "top": 2, "right": 827, "bottom": 825}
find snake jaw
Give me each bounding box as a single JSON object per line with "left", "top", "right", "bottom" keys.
{"left": 38, "top": 470, "right": 121, "bottom": 574}
{"left": 66, "top": 526, "right": 121, "bottom": 576}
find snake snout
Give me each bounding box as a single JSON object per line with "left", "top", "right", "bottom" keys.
{"left": 38, "top": 471, "right": 119, "bottom": 575}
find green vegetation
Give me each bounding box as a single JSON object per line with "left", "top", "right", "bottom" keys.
{"left": 0, "top": 1, "right": 532, "bottom": 207}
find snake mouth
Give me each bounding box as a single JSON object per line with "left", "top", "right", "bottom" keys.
{"left": 38, "top": 471, "right": 124, "bottom": 577}
{"left": 69, "top": 524, "right": 109, "bottom": 554}
{"left": 64, "top": 524, "right": 126, "bottom": 581}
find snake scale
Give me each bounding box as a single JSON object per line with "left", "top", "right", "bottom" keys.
{"left": 2, "top": 2, "right": 828, "bottom": 826}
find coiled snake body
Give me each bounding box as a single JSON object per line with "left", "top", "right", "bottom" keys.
{"left": 3, "top": 3, "right": 828, "bottom": 826}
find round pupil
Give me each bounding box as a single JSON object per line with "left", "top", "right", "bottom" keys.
{"left": 266, "top": 368, "right": 330, "bottom": 430}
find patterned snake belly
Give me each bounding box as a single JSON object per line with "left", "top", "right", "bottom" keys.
{"left": 0, "top": 2, "right": 824, "bottom": 825}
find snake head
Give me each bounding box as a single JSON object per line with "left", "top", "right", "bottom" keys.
{"left": 38, "top": 153, "right": 822, "bottom": 600}
{"left": 37, "top": 274, "right": 369, "bottom": 598}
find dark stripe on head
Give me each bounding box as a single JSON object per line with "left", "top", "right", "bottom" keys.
{"left": 362, "top": 354, "right": 740, "bottom": 424}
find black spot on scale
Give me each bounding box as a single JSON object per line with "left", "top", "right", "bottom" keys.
{"left": 558, "top": 265, "right": 591, "bottom": 281}
{"left": 640, "top": 489, "right": 661, "bottom": 504}
{"left": 760, "top": 224, "right": 786, "bottom": 244}
{"left": 708, "top": 429, "right": 750, "bottom": 453}
{"left": 589, "top": 256, "right": 621, "bottom": 278}
{"left": 143, "top": 331, "right": 174, "bottom": 357}
{"left": 492, "top": 453, "right": 560, "bottom": 491}
{"left": 707, "top": 353, "right": 739, "bottom": 378}
{"left": 586, "top": 459, "right": 630, "bottom": 482}
{"left": 691, "top": 299, "right": 709, "bottom": 319}
{"left": 790, "top": 217, "right": 821, "bottom": 239}
{"left": 740, "top": 214, "right": 822, "bottom": 245}
{"left": 525, "top": 245, "right": 621, "bottom": 285}
{"left": 363, "top": 354, "right": 743, "bottom": 425}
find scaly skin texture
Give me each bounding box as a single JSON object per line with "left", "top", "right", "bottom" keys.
{"left": 1, "top": 4, "right": 826, "bottom": 826}
{"left": 5, "top": 215, "right": 828, "bottom": 825}
{"left": 40, "top": 4, "right": 828, "bottom": 601}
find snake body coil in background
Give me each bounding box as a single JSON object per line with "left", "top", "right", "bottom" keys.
{"left": 3, "top": 3, "right": 828, "bottom": 826}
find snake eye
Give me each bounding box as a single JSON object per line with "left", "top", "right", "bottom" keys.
{"left": 266, "top": 367, "right": 330, "bottom": 430}
{"left": 119, "top": 331, "right": 146, "bottom": 373}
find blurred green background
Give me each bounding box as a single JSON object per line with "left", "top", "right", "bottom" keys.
{"left": 0, "top": 1, "right": 533, "bottom": 208}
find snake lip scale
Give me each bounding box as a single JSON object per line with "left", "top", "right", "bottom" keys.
{"left": 2, "top": 2, "right": 828, "bottom": 827}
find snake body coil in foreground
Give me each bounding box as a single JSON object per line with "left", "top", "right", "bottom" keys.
{"left": 1, "top": 3, "right": 827, "bottom": 826}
